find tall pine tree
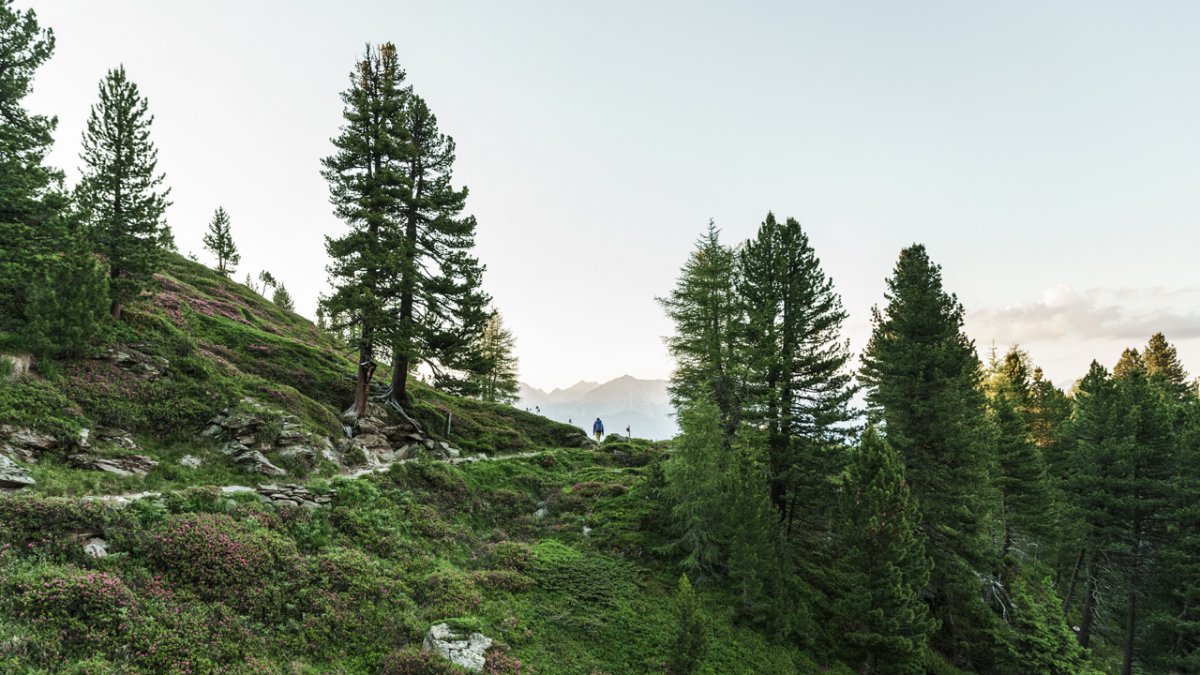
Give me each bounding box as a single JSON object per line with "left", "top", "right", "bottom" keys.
{"left": 387, "top": 92, "right": 490, "bottom": 406}
{"left": 77, "top": 65, "right": 171, "bottom": 320}
{"left": 737, "top": 213, "right": 857, "bottom": 531}
{"left": 859, "top": 244, "right": 997, "bottom": 664}
{"left": 322, "top": 43, "right": 411, "bottom": 419}
{"left": 466, "top": 311, "right": 520, "bottom": 404}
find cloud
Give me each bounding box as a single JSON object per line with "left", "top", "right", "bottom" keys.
{"left": 967, "top": 285, "right": 1200, "bottom": 344}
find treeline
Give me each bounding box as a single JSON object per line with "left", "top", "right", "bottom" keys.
{"left": 660, "top": 217, "right": 1200, "bottom": 673}
{"left": 0, "top": 3, "right": 520, "bottom": 408}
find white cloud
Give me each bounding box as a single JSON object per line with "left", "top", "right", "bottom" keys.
{"left": 967, "top": 286, "right": 1200, "bottom": 344}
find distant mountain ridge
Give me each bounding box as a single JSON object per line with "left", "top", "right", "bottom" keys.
{"left": 518, "top": 375, "right": 677, "bottom": 440}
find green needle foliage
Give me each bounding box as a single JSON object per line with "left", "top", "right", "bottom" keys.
{"left": 859, "top": 244, "right": 997, "bottom": 663}
{"left": 77, "top": 65, "right": 171, "bottom": 320}
{"left": 202, "top": 206, "right": 239, "bottom": 277}
{"left": 466, "top": 311, "right": 520, "bottom": 404}
{"left": 832, "top": 426, "right": 936, "bottom": 675}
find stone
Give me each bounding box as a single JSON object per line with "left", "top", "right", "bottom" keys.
{"left": 179, "top": 455, "right": 203, "bottom": 468}
{"left": 0, "top": 454, "right": 35, "bottom": 489}
{"left": 69, "top": 453, "right": 159, "bottom": 477}
{"left": 221, "top": 440, "right": 249, "bottom": 456}
{"left": 83, "top": 537, "right": 109, "bottom": 558}
{"left": 422, "top": 623, "right": 493, "bottom": 671}
{"left": 92, "top": 428, "right": 139, "bottom": 451}
{"left": 0, "top": 425, "right": 59, "bottom": 461}
{"left": 534, "top": 507, "right": 548, "bottom": 519}
{"left": 78, "top": 428, "right": 91, "bottom": 448}
{"left": 234, "top": 450, "right": 287, "bottom": 477}
{"left": 95, "top": 346, "right": 168, "bottom": 379}
{"left": 0, "top": 353, "right": 33, "bottom": 381}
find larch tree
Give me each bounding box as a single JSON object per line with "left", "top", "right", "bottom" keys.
{"left": 202, "top": 206, "right": 239, "bottom": 276}
{"left": 659, "top": 222, "right": 743, "bottom": 444}
{"left": 387, "top": 92, "right": 490, "bottom": 406}
{"left": 859, "top": 244, "right": 996, "bottom": 662}
{"left": 272, "top": 283, "right": 295, "bottom": 312}
{"left": 321, "top": 43, "right": 411, "bottom": 419}
{"left": 736, "top": 212, "right": 857, "bottom": 532}
{"left": 77, "top": 65, "right": 171, "bottom": 320}
{"left": 468, "top": 311, "right": 519, "bottom": 404}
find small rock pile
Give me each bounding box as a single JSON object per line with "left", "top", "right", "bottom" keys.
{"left": 255, "top": 483, "right": 335, "bottom": 508}
{"left": 0, "top": 425, "right": 61, "bottom": 489}
{"left": 343, "top": 402, "right": 463, "bottom": 469}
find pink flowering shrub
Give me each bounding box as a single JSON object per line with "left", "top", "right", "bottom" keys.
{"left": 143, "top": 513, "right": 302, "bottom": 611}
{"left": 3, "top": 564, "right": 137, "bottom": 652}
{"left": 418, "top": 570, "right": 482, "bottom": 616}
{"left": 485, "top": 645, "right": 530, "bottom": 674}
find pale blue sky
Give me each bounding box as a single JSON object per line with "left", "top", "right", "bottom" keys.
{"left": 25, "top": 1, "right": 1200, "bottom": 389}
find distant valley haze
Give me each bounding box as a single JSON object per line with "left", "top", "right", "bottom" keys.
{"left": 517, "top": 375, "right": 677, "bottom": 441}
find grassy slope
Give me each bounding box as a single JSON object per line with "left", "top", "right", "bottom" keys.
{"left": 0, "top": 256, "right": 832, "bottom": 673}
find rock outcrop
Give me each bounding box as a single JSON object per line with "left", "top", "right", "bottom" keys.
{"left": 68, "top": 453, "right": 159, "bottom": 477}
{"left": 0, "top": 353, "right": 33, "bottom": 381}
{"left": 0, "top": 425, "right": 59, "bottom": 463}
{"left": 204, "top": 397, "right": 338, "bottom": 476}
{"left": 255, "top": 483, "right": 335, "bottom": 508}
{"left": 0, "top": 454, "right": 35, "bottom": 489}
{"left": 422, "top": 623, "right": 493, "bottom": 671}
{"left": 94, "top": 345, "right": 169, "bottom": 380}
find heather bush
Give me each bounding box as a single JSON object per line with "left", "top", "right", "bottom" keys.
{"left": 379, "top": 647, "right": 461, "bottom": 675}
{"left": 1, "top": 564, "right": 137, "bottom": 654}
{"left": 142, "top": 512, "right": 302, "bottom": 614}
{"left": 419, "top": 569, "right": 482, "bottom": 617}
{"left": 487, "top": 541, "right": 534, "bottom": 572}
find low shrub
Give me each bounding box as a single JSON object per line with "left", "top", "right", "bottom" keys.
{"left": 380, "top": 647, "right": 461, "bottom": 675}
{"left": 2, "top": 564, "right": 137, "bottom": 654}
{"left": 419, "top": 570, "right": 482, "bottom": 617}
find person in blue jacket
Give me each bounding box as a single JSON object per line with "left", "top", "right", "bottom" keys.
{"left": 592, "top": 417, "right": 604, "bottom": 441}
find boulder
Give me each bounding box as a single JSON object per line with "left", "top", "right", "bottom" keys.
{"left": 0, "top": 353, "right": 33, "bottom": 381}
{"left": 422, "top": 623, "right": 493, "bottom": 671}
{"left": 83, "top": 537, "right": 109, "bottom": 558}
{"left": 179, "top": 455, "right": 203, "bottom": 468}
{"left": 0, "top": 425, "right": 59, "bottom": 462}
{"left": 234, "top": 450, "right": 287, "bottom": 477}
{"left": 69, "top": 453, "right": 159, "bottom": 477}
{"left": 0, "top": 455, "right": 34, "bottom": 489}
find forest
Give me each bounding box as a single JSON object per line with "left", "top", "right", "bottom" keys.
{"left": 1, "top": 1, "right": 1197, "bottom": 673}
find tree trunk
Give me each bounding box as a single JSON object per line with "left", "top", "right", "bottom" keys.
{"left": 110, "top": 298, "right": 122, "bottom": 320}
{"left": 1062, "top": 544, "right": 1085, "bottom": 613}
{"left": 1079, "top": 552, "right": 1099, "bottom": 648}
{"left": 1121, "top": 519, "right": 1142, "bottom": 675}
{"left": 354, "top": 325, "right": 375, "bottom": 419}
{"left": 391, "top": 352, "right": 410, "bottom": 407}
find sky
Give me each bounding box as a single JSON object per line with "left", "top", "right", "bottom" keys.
{"left": 23, "top": 1, "right": 1200, "bottom": 391}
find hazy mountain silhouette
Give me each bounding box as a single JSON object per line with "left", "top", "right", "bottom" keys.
{"left": 518, "top": 375, "right": 677, "bottom": 440}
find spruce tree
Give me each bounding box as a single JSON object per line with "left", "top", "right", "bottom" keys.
{"left": 272, "top": 284, "right": 295, "bottom": 312}
{"left": 202, "top": 206, "right": 239, "bottom": 276}
{"left": 1144, "top": 332, "right": 1193, "bottom": 400}
{"left": 0, "top": 0, "right": 76, "bottom": 334}
{"left": 322, "top": 43, "right": 411, "bottom": 419}
{"left": 467, "top": 311, "right": 519, "bottom": 404}
{"left": 668, "top": 574, "right": 707, "bottom": 674}
{"left": 22, "top": 243, "right": 108, "bottom": 357}
{"left": 387, "top": 92, "right": 490, "bottom": 406}
{"left": 736, "top": 213, "right": 856, "bottom": 530}
{"left": 659, "top": 222, "right": 743, "bottom": 443}
{"left": 859, "top": 244, "right": 996, "bottom": 661}
{"left": 831, "top": 426, "right": 937, "bottom": 674}
{"left": 77, "top": 65, "right": 171, "bottom": 320}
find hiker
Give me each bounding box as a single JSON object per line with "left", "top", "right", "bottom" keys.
{"left": 593, "top": 417, "right": 604, "bottom": 441}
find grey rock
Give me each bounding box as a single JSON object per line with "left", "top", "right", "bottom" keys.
{"left": 0, "top": 454, "right": 35, "bottom": 489}
{"left": 69, "top": 453, "right": 159, "bottom": 477}
{"left": 83, "top": 537, "right": 109, "bottom": 558}
{"left": 0, "top": 353, "right": 33, "bottom": 380}
{"left": 534, "top": 507, "right": 548, "bottom": 519}
{"left": 179, "top": 454, "right": 203, "bottom": 468}
{"left": 92, "top": 428, "right": 139, "bottom": 451}
{"left": 422, "top": 623, "right": 493, "bottom": 671}
{"left": 221, "top": 441, "right": 249, "bottom": 456}
{"left": 234, "top": 451, "right": 287, "bottom": 477}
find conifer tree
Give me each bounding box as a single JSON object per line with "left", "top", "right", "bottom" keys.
{"left": 664, "top": 397, "right": 729, "bottom": 580}
{"left": 0, "top": 1, "right": 79, "bottom": 335}
{"left": 466, "top": 311, "right": 519, "bottom": 404}
{"left": 22, "top": 243, "right": 108, "bottom": 357}
{"left": 272, "top": 284, "right": 295, "bottom": 312}
{"left": 669, "top": 574, "right": 707, "bottom": 674}
{"left": 202, "top": 206, "right": 239, "bottom": 276}
{"left": 859, "top": 244, "right": 996, "bottom": 660}
{"left": 387, "top": 92, "right": 490, "bottom": 406}
{"left": 1144, "top": 332, "right": 1193, "bottom": 400}
{"left": 77, "top": 65, "right": 171, "bottom": 320}
{"left": 322, "top": 43, "right": 411, "bottom": 418}
{"left": 736, "top": 213, "right": 856, "bottom": 529}
{"left": 659, "top": 223, "right": 743, "bottom": 443}
{"left": 831, "top": 427, "right": 936, "bottom": 674}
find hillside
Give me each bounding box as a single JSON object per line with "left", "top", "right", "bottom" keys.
{"left": 0, "top": 255, "right": 831, "bottom": 674}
